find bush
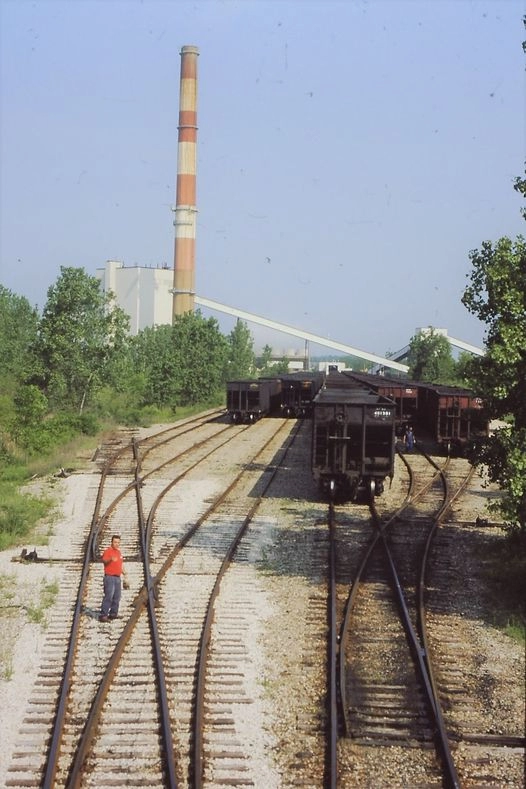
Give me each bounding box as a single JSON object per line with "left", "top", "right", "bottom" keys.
{"left": 479, "top": 531, "right": 526, "bottom": 643}
{"left": 14, "top": 411, "right": 100, "bottom": 455}
{"left": 78, "top": 413, "right": 99, "bottom": 436}
{"left": 0, "top": 481, "right": 51, "bottom": 551}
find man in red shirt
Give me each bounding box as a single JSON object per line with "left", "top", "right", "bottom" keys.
{"left": 99, "top": 535, "right": 128, "bottom": 622}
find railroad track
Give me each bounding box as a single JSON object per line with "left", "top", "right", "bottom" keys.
{"left": 424, "top": 458, "right": 526, "bottom": 786}
{"left": 328, "top": 449, "right": 524, "bottom": 787}
{"left": 5, "top": 423, "right": 523, "bottom": 787}
{"left": 6, "top": 411, "right": 299, "bottom": 788}
{"left": 332, "top": 450, "right": 464, "bottom": 786}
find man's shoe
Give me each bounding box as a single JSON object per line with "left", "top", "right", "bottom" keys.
{"left": 99, "top": 615, "right": 109, "bottom": 622}
{"left": 109, "top": 614, "right": 119, "bottom": 620}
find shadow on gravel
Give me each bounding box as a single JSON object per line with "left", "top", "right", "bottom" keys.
{"left": 81, "top": 607, "right": 101, "bottom": 619}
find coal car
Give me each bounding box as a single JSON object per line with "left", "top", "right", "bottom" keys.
{"left": 279, "top": 371, "right": 325, "bottom": 417}
{"left": 226, "top": 378, "right": 282, "bottom": 423}
{"left": 343, "top": 371, "right": 419, "bottom": 435}
{"left": 415, "top": 383, "right": 488, "bottom": 454}
{"left": 311, "top": 374, "right": 396, "bottom": 500}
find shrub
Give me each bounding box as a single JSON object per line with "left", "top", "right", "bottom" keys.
{"left": 0, "top": 482, "right": 51, "bottom": 551}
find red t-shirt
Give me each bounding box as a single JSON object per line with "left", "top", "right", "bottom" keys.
{"left": 102, "top": 546, "right": 123, "bottom": 576}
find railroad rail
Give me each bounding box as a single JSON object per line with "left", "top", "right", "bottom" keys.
{"left": 330, "top": 450, "right": 467, "bottom": 786}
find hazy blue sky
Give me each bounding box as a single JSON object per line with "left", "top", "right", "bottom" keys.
{"left": 1, "top": 0, "right": 524, "bottom": 356}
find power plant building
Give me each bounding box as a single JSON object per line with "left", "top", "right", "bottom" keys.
{"left": 96, "top": 259, "right": 172, "bottom": 335}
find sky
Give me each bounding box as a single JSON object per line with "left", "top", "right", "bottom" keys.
{"left": 0, "top": 0, "right": 524, "bottom": 357}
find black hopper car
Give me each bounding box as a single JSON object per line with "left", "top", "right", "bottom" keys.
{"left": 226, "top": 372, "right": 324, "bottom": 424}
{"left": 278, "top": 372, "right": 325, "bottom": 417}
{"left": 226, "top": 378, "right": 282, "bottom": 423}
{"left": 342, "top": 371, "right": 418, "bottom": 436}
{"left": 311, "top": 372, "right": 396, "bottom": 500}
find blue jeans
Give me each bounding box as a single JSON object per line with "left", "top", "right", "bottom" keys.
{"left": 101, "top": 575, "right": 121, "bottom": 617}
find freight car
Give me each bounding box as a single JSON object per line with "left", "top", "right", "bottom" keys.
{"left": 342, "top": 371, "right": 419, "bottom": 435}
{"left": 415, "top": 383, "right": 488, "bottom": 455}
{"left": 226, "top": 372, "right": 324, "bottom": 423}
{"left": 279, "top": 371, "right": 325, "bottom": 417}
{"left": 226, "top": 378, "right": 282, "bottom": 423}
{"left": 311, "top": 373, "right": 396, "bottom": 500}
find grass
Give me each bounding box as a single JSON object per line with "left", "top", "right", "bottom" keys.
{"left": 26, "top": 579, "right": 59, "bottom": 625}
{"left": 503, "top": 616, "right": 525, "bottom": 643}
{"left": 0, "top": 401, "right": 223, "bottom": 552}
{"left": 0, "top": 479, "right": 53, "bottom": 551}
{"left": 0, "top": 574, "right": 59, "bottom": 679}
{"left": 477, "top": 532, "right": 526, "bottom": 646}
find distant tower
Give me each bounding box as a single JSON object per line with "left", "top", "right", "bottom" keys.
{"left": 172, "top": 45, "right": 199, "bottom": 318}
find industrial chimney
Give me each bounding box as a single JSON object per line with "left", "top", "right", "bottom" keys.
{"left": 172, "top": 45, "right": 199, "bottom": 318}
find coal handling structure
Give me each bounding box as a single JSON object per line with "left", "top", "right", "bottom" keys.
{"left": 311, "top": 372, "right": 396, "bottom": 501}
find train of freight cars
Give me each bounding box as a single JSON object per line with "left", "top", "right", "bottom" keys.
{"left": 226, "top": 372, "right": 325, "bottom": 423}
{"left": 341, "top": 371, "right": 488, "bottom": 455}
{"left": 226, "top": 371, "right": 396, "bottom": 501}
{"left": 225, "top": 370, "right": 487, "bottom": 501}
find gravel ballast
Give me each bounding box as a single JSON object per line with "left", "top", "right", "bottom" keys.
{"left": 0, "top": 429, "right": 524, "bottom": 787}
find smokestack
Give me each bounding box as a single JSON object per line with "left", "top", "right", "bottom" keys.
{"left": 172, "top": 45, "right": 199, "bottom": 318}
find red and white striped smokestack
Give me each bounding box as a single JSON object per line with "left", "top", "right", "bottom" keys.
{"left": 172, "top": 45, "right": 199, "bottom": 318}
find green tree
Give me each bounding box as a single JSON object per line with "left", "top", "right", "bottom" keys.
{"left": 0, "top": 286, "right": 39, "bottom": 384}
{"left": 0, "top": 287, "right": 40, "bottom": 448}
{"left": 461, "top": 235, "right": 526, "bottom": 534}
{"left": 454, "top": 351, "right": 475, "bottom": 387}
{"left": 130, "top": 324, "right": 180, "bottom": 408}
{"left": 515, "top": 172, "right": 526, "bottom": 219}
{"left": 225, "top": 320, "right": 255, "bottom": 379}
{"left": 270, "top": 357, "right": 291, "bottom": 375}
{"left": 10, "top": 384, "right": 49, "bottom": 451}
{"left": 32, "top": 267, "right": 129, "bottom": 413}
{"left": 171, "top": 312, "right": 229, "bottom": 405}
{"left": 131, "top": 312, "right": 229, "bottom": 409}
{"left": 256, "top": 344, "right": 291, "bottom": 376}
{"left": 257, "top": 344, "right": 274, "bottom": 376}
{"left": 406, "top": 328, "right": 456, "bottom": 383}
{"left": 259, "top": 344, "right": 273, "bottom": 370}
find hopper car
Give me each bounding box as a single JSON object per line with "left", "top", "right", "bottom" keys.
{"left": 279, "top": 372, "right": 325, "bottom": 417}
{"left": 226, "top": 378, "right": 282, "bottom": 423}
{"left": 342, "top": 371, "right": 418, "bottom": 434}
{"left": 226, "top": 372, "right": 324, "bottom": 423}
{"left": 415, "top": 383, "right": 488, "bottom": 455}
{"left": 342, "top": 372, "right": 488, "bottom": 455}
{"left": 311, "top": 372, "right": 396, "bottom": 500}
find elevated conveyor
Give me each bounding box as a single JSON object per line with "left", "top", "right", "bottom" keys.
{"left": 195, "top": 296, "right": 409, "bottom": 373}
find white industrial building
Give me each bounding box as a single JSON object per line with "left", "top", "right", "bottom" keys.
{"left": 96, "top": 260, "right": 173, "bottom": 335}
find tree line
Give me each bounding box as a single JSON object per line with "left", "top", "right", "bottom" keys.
{"left": 0, "top": 267, "right": 264, "bottom": 461}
